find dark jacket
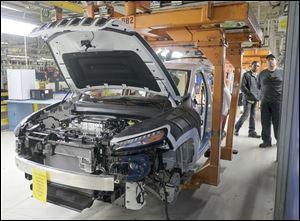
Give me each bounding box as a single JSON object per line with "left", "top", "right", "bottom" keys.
{"left": 241, "top": 70, "right": 261, "bottom": 102}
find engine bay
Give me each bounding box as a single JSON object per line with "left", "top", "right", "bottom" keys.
{"left": 15, "top": 100, "right": 191, "bottom": 211}
{"left": 16, "top": 103, "right": 146, "bottom": 174}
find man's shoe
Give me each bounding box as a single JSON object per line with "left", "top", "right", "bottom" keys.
{"left": 259, "top": 142, "right": 272, "bottom": 148}
{"left": 248, "top": 132, "right": 261, "bottom": 138}
{"left": 234, "top": 130, "right": 239, "bottom": 136}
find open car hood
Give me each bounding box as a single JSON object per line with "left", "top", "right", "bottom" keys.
{"left": 29, "top": 18, "right": 180, "bottom": 100}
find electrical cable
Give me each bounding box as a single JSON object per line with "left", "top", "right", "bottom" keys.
{"left": 62, "top": 90, "right": 71, "bottom": 102}
{"left": 92, "top": 31, "right": 95, "bottom": 41}
{"left": 157, "top": 150, "right": 170, "bottom": 219}
{"left": 136, "top": 182, "right": 145, "bottom": 205}
{"left": 162, "top": 171, "right": 170, "bottom": 220}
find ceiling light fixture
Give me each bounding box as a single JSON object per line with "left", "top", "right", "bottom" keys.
{"left": 7, "top": 55, "right": 29, "bottom": 58}
{"left": 1, "top": 18, "right": 38, "bottom": 37}
{"left": 161, "top": 48, "right": 170, "bottom": 57}
{"left": 171, "top": 51, "right": 183, "bottom": 59}
{"left": 1, "top": 4, "right": 22, "bottom": 12}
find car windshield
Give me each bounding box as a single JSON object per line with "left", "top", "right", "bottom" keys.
{"left": 167, "top": 69, "right": 190, "bottom": 96}
{"left": 79, "top": 89, "right": 162, "bottom": 102}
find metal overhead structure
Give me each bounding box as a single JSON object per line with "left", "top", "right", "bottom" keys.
{"left": 51, "top": 1, "right": 264, "bottom": 188}
{"left": 120, "top": 2, "right": 263, "bottom": 43}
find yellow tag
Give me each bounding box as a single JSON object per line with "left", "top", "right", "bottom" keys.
{"left": 32, "top": 169, "right": 48, "bottom": 203}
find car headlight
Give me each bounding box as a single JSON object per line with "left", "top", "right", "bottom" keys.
{"left": 114, "top": 130, "right": 166, "bottom": 151}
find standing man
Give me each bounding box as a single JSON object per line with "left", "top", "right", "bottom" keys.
{"left": 221, "top": 83, "right": 231, "bottom": 139}
{"left": 258, "top": 54, "right": 283, "bottom": 148}
{"left": 234, "top": 61, "right": 261, "bottom": 138}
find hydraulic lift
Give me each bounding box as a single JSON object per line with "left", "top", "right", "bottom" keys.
{"left": 52, "top": 1, "right": 264, "bottom": 189}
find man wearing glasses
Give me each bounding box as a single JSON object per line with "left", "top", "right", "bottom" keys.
{"left": 234, "top": 61, "right": 261, "bottom": 138}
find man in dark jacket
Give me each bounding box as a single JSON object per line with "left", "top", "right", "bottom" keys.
{"left": 234, "top": 61, "right": 261, "bottom": 137}
{"left": 258, "top": 54, "right": 283, "bottom": 148}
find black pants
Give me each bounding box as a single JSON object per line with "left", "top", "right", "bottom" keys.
{"left": 235, "top": 99, "right": 257, "bottom": 133}
{"left": 261, "top": 101, "right": 281, "bottom": 144}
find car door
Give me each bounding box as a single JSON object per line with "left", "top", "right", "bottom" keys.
{"left": 190, "top": 70, "right": 213, "bottom": 161}
{"left": 192, "top": 72, "right": 209, "bottom": 140}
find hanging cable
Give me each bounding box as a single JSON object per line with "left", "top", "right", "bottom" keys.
{"left": 162, "top": 171, "right": 170, "bottom": 220}
{"left": 136, "top": 181, "right": 145, "bottom": 205}
{"left": 158, "top": 150, "right": 170, "bottom": 220}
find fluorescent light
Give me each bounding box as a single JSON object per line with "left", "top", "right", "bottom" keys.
{"left": 1, "top": 4, "right": 22, "bottom": 12}
{"left": 161, "top": 48, "right": 170, "bottom": 57}
{"left": 37, "top": 58, "right": 54, "bottom": 62}
{"left": 155, "top": 48, "right": 162, "bottom": 54}
{"left": 1, "top": 42, "right": 8, "bottom": 45}
{"left": 41, "top": 58, "right": 54, "bottom": 61}
{"left": 7, "top": 55, "right": 29, "bottom": 58}
{"left": 171, "top": 51, "right": 183, "bottom": 58}
{"left": 1, "top": 18, "right": 38, "bottom": 36}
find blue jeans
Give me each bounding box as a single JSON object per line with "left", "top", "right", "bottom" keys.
{"left": 235, "top": 99, "right": 257, "bottom": 133}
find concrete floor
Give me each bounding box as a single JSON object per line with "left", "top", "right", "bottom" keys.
{"left": 1, "top": 117, "right": 277, "bottom": 220}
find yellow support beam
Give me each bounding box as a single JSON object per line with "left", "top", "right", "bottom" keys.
{"left": 41, "top": 1, "right": 84, "bottom": 15}
{"left": 1, "top": 118, "right": 8, "bottom": 126}
{"left": 32, "top": 104, "right": 39, "bottom": 112}
{"left": 243, "top": 48, "right": 271, "bottom": 56}
{"left": 1, "top": 105, "right": 7, "bottom": 113}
